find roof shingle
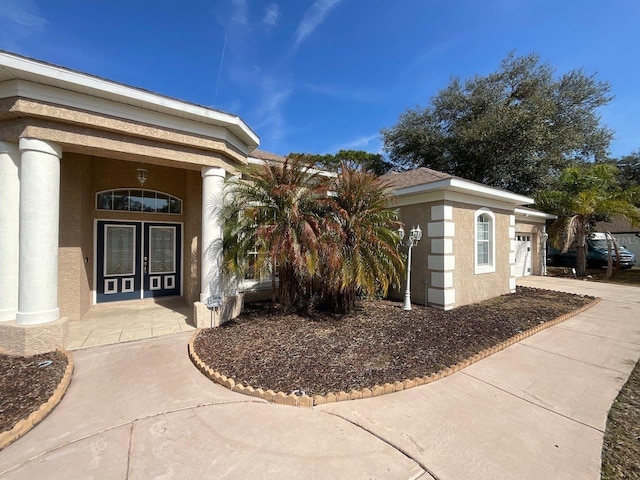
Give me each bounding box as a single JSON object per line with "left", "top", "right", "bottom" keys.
{"left": 379, "top": 167, "right": 454, "bottom": 189}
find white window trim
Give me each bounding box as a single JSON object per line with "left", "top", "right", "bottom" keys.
{"left": 474, "top": 208, "right": 496, "bottom": 274}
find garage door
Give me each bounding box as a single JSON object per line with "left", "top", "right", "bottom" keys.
{"left": 514, "top": 235, "right": 532, "bottom": 277}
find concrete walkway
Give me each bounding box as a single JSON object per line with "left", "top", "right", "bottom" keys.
{"left": 0, "top": 277, "right": 638, "bottom": 479}
{"left": 67, "top": 298, "right": 195, "bottom": 350}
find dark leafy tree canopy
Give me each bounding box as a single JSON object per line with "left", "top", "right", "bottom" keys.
{"left": 381, "top": 52, "right": 614, "bottom": 195}
{"left": 288, "top": 150, "right": 395, "bottom": 176}
{"left": 616, "top": 150, "right": 640, "bottom": 192}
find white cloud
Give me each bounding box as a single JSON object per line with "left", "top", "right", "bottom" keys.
{"left": 329, "top": 133, "right": 381, "bottom": 153}
{"left": 262, "top": 3, "right": 280, "bottom": 27}
{"left": 294, "top": 0, "right": 343, "bottom": 48}
{"left": 251, "top": 78, "right": 292, "bottom": 141}
{"left": 0, "top": 0, "right": 47, "bottom": 47}
{"left": 230, "top": 0, "right": 249, "bottom": 25}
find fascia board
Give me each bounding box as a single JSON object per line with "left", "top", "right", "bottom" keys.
{"left": 447, "top": 178, "right": 533, "bottom": 205}
{"left": 393, "top": 178, "right": 533, "bottom": 206}
{"left": 442, "top": 191, "right": 522, "bottom": 211}
{"left": 0, "top": 52, "right": 259, "bottom": 149}
{"left": 515, "top": 207, "right": 558, "bottom": 220}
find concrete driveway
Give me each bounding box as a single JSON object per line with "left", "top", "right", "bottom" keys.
{"left": 1, "top": 277, "right": 638, "bottom": 479}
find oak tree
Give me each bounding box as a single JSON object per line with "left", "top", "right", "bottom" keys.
{"left": 381, "top": 52, "right": 613, "bottom": 195}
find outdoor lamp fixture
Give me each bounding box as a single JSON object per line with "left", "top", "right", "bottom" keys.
{"left": 136, "top": 168, "right": 148, "bottom": 186}
{"left": 398, "top": 225, "right": 422, "bottom": 310}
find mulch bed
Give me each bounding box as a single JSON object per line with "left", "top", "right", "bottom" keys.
{"left": 601, "top": 358, "right": 640, "bottom": 479}
{"left": 193, "top": 286, "right": 594, "bottom": 397}
{"left": 0, "top": 351, "right": 68, "bottom": 434}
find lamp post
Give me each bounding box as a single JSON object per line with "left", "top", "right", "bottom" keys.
{"left": 398, "top": 225, "right": 422, "bottom": 310}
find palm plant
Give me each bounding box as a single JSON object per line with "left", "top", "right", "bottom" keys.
{"left": 222, "top": 156, "right": 330, "bottom": 310}
{"left": 535, "top": 163, "right": 640, "bottom": 277}
{"left": 319, "top": 164, "right": 405, "bottom": 313}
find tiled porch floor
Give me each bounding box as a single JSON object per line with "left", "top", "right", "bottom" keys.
{"left": 66, "top": 298, "right": 196, "bottom": 350}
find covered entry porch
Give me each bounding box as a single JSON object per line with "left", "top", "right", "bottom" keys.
{"left": 0, "top": 51, "right": 259, "bottom": 355}
{"left": 66, "top": 298, "right": 195, "bottom": 350}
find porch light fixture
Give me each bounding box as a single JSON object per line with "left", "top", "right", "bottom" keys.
{"left": 398, "top": 225, "right": 422, "bottom": 310}
{"left": 136, "top": 168, "right": 148, "bottom": 186}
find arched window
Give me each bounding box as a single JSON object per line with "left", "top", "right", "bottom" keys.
{"left": 475, "top": 209, "right": 495, "bottom": 274}
{"left": 96, "top": 189, "right": 182, "bottom": 214}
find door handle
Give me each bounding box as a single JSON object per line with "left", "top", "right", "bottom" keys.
{"left": 143, "top": 256, "right": 148, "bottom": 274}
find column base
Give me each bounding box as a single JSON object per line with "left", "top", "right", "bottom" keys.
{"left": 0, "top": 308, "right": 17, "bottom": 322}
{"left": 16, "top": 307, "right": 60, "bottom": 326}
{"left": 193, "top": 294, "right": 244, "bottom": 329}
{"left": 0, "top": 317, "right": 69, "bottom": 355}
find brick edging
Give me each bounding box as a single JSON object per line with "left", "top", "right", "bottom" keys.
{"left": 188, "top": 296, "right": 601, "bottom": 408}
{"left": 0, "top": 350, "right": 74, "bottom": 450}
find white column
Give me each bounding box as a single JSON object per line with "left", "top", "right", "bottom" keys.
{"left": 0, "top": 142, "right": 20, "bottom": 321}
{"left": 200, "top": 167, "right": 226, "bottom": 304}
{"left": 16, "top": 138, "right": 62, "bottom": 325}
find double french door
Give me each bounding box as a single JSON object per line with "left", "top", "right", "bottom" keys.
{"left": 96, "top": 221, "right": 182, "bottom": 303}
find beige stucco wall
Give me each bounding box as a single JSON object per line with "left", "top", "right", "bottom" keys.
{"left": 452, "top": 202, "right": 513, "bottom": 305}
{"left": 185, "top": 169, "right": 202, "bottom": 305}
{"left": 392, "top": 200, "right": 514, "bottom": 308}
{"left": 389, "top": 201, "right": 438, "bottom": 305}
{"left": 58, "top": 154, "right": 202, "bottom": 320}
{"left": 58, "top": 154, "right": 93, "bottom": 321}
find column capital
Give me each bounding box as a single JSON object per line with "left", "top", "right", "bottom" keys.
{"left": 201, "top": 166, "right": 226, "bottom": 179}
{"left": 19, "top": 138, "right": 62, "bottom": 158}
{"left": 0, "top": 141, "right": 19, "bottom": 155}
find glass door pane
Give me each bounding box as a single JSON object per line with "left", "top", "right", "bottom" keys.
{"left": 105, "top": 225, "right": 135, "bottom": 275}
{"left": 149, "top": 226, "right": 175, "bottom": 274}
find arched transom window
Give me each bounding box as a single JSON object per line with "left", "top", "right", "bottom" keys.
{"left": 96, "top": 189, "right": 182, "bottom": 214}
{"left": 475, "top": 209, "right": 495, "bottom": 274}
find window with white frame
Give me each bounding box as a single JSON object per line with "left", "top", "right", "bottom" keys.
{"left": 475, "top": 209, "right": 495, "bottom": 274}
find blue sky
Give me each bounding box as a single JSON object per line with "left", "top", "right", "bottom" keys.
{"left": 1, "top": 0, "right": 639, "bottom": 159}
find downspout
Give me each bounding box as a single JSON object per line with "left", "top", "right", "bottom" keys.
{"left": 424, "top": 278, "right": 429, "bottom": 306}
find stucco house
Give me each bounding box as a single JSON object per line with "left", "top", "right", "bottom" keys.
{"left": 381, "top": 168, "right": 554, "bottom": 310}
{"left": 0, "top": 51, "right": 261, "bottom": 355}
{"left": 0, "top": 51, "right": 556, "bottom": 356}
